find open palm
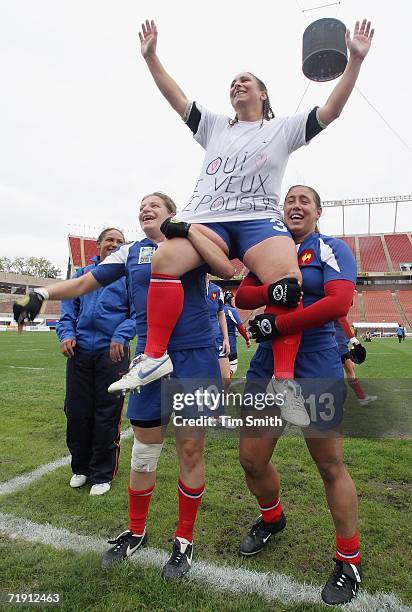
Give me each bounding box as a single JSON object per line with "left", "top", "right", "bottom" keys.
{"left": 139, "top": 19, "right": 157, "bottom": 58}
{"left": 345, "top": 19, "right": 374, "bottom": 60}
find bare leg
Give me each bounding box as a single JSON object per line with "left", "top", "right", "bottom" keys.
{"left": 304, "top": 435, "right": 358, "bottom": 537}
{"left": 239, "top": 434, "right": 282, "bottom": 504}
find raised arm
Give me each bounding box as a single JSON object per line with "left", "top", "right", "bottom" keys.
{"left": 13, "top": 273, "right": 101, "bottom": 331}
{"left": 139, "top": 19, "right": 189, "bottom": 118}
{"left": 317, "top": 19, "right": 374, "bottom": 127}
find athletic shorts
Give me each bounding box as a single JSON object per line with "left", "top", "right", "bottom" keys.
{"left": 245, "top": 345, "right": 346, "bottom": 430}
{"left": 127, "top": 346, "right": 222, "bottom": 426}
{"left": 203, "top": 218, "right": 292, "bottom": 260}
{"left": 215, "top": 336, "right": 227, "bottom": 359}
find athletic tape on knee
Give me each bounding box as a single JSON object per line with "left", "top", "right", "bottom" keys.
{"left": 229, "top": 358, "right": 238, "bottom": 375}
{"left": 131, "top": 439, "right": 164, "bottom": 473}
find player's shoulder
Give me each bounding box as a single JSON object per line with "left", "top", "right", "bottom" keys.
{"left": 318, "top": 234, "right": 354, "bottom": 258}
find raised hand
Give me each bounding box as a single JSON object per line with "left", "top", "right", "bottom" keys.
{"left": 139, "top": 19, "right": 158, "bottom": 59}
{"left": 346, "top": 19, "right": 374, "bottom": 61}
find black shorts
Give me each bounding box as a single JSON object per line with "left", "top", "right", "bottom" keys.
{"left": 341, "top": 352, "right": 351, "bottom": 364}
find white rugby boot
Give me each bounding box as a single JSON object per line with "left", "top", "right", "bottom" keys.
{"left": 108, "top": 353, "right": 173, "bottom": 395}
{"left": 268, "top": 378, "right": 310, "bottom": 428}
{"left": 358, "top": 394, "right": 378, "bottom": 406}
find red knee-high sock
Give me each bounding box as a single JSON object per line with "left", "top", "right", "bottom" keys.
{"left": 174, "top": 479, "right": 205, "bottom": 542}
{"left": 348, "top": 378, "right": 366, "bottom": 400}
{"left": 128, "top": 485, "right": 154, "bottom": 535}
{"left": 145, "top": 274, "right": 184, "bottom": 358}
{"left": 259, "top": 497, "right": 283, "bottom": 523}
{"left": 336, "top": 531, "right": 361, "bottom": 564}
{"left": 266, "top": 302, "right": 303, "bottom": 379}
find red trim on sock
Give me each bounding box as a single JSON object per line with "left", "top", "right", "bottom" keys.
{"left": 336, "top": 531, "right": 361, "bottom": 564}
{"left": 128, "top": 485, "right": 154, "bottom": 535}
{"left": 349, "top": 378, "right": 366, "bottom": 400}
{"left": 145, "top": 274, "right": 184, "bottom": 358}
{"left": 175, "top": 479, "right": 205, "bottom": 541}
{"left": 259, "top": 497, "right": 283, "bottom": 523}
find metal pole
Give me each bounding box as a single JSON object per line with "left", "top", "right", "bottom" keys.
{"left": 394, "top": 200, "right": 398, "bottom": 233}
{"left": 368, "top": 203, "right": 371, "bottom": 234}
{"left": 342, "top": 205, "right": 345, "bottom": 235}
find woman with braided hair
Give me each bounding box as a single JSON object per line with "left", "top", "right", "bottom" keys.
{"left": 115, "top": 17, "right": 374, "bottom": 428}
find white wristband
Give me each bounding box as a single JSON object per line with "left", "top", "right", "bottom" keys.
{"left": 182, "top": 101, "right": 193, "bottom": 123}
{"left": 316, "top": 107, "right": 328, "bottom": 130}
{"left": 349, "top": 337, "right": 359, "bottom": 346}
{"left": 34, "top": 287, "right": 49, "bottom": 300}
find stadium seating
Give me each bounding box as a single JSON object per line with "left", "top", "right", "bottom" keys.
{"left": 0, "top": 299, "right": 61, "bottom": 316}
{"left": 348, "top": 291, "right": 361, "bottom": 322}
{"left": 384, "top": 234, "right": 412, "bottom": 271}
{"left": 358, "top": 236, "right": 390, "bottom": 272}
{"left": 362, "top": 291, "right": 400, "bottom": 322}
{"left": 339, "top": 236, "right": 356, "bottom": 259}
{"left": 68, "top": 236, "right": 98, "bottom": 269}
{"left": 396, "top": 291, "right": 412, "bottom": 327}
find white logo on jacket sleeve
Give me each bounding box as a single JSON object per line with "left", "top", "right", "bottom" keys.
{"left": 319, "top": 238, "right": 341, "bottom": 273}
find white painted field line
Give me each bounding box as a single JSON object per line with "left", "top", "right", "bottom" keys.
{"left": 16, "top": 349, "right": 46, "bottom": 352}
{"left": 0, "top": 428, "right": 134, "bottom": 496}
{"left": 0, "top": 513, "right": 409, "bottom": 611}
{"left": 9, "top": 366, "right": 47, "bottom": 370}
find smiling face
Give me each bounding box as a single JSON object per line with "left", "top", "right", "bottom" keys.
{"left": 229, "top": 72, "right": 267, "bottom": 118}
{"left": 283, "top": 185, "right": 322, "bottom": 242}
{"left": 138, "top": 194, "right": 174, "bottom": 240}
{"left": 97, "top": 229, "right": 125, "bottom": 261}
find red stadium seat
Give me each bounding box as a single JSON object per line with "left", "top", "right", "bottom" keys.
{"left": 384, "top": 234, "right": 412, "bottom": 271}
{"left": 362, "top": 291, "right": 399, "bottom": 322}
{"left": 359, "top": 236, "right": 389, "bottom": 272}
{"left": 396, "top": 291, "right": 412, "bottom": 327}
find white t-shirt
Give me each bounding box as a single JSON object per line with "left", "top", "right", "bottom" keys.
{"left": 178, "top": 105, "right": 313, "bottom": 224}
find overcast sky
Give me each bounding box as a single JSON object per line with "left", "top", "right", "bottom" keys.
{"left": 1, "top": 0, "right": 411, "bottom": 275}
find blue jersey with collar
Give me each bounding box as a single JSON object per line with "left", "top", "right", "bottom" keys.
{"left": 56, "top": 256, "right": 136, "bottom": 353}
{"left": 260, "top": 232, "right": 356, "bottom": 353}
{"left": 91, "top": 239, "right": 213, "bottom": 353}
{"left": 206, "top": 282, "right": 224, "bottom": 341}
{"left": 225, "top": 305, "right": 242, "bottom": 353}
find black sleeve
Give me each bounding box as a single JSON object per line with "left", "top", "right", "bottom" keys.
{"left": 305, "top": 106, "right": 324, "bottom": 142}
{"left": 186, "top": 102, "right": 202, "bottom": 135}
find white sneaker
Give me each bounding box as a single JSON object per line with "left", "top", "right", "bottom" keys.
{"left": 212, "top": 415, "right": 237, "bottom": 429}
{"left": 90, "top": 482, "right": 111, "bottom": 496}
{"left": 108, "top": 353, "right": 173, "bottom": 394}
{"left": 69, "top": 474, "right": 87, "bottom": 488}
{"left": 358, "top": 395, "right": 378, "bottom": 406}
{"left": 269, "top": 378, "right": 310, "bottom": 428}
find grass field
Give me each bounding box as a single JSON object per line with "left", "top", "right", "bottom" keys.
{"left": 0, "top": 332, "right": 411, "bottom": 611}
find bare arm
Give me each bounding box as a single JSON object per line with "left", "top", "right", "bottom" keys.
{"left": 139, "top": 19, "right": 189, "bottom": 118}
{"left": 218, "top": 309, "right": 230, "bottom": 356}
{"left": 47, "top": 272, "right": 101, "bottom": 301}
{"left": 187, "top": 225, "right": 234, "bottom": 279}
{"left": 317, "top": 19, "right": 374, "bottom": 126}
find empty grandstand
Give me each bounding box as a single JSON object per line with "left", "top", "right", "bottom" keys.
{"left": 0, "top": 271, "right": 61, "bottom": 329}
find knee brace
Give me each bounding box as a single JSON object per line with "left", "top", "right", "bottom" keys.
{"left": 131, "top": 439, "right": 163, "bottom": 473}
